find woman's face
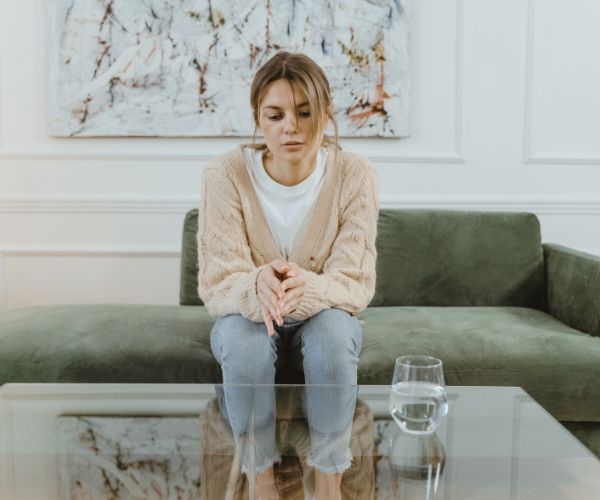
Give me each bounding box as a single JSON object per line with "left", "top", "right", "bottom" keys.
{"left": 257, "top": 79, "right": 323, "bottom": 162}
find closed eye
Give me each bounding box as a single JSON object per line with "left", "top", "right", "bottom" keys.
{"left": 266, "top": 111, "right": 311, "bottom": 121}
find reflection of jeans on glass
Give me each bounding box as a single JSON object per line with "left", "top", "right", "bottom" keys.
{"left": 210, "top": 308, "right": 363, "bottom": 474}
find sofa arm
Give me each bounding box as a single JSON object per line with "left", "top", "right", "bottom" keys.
{"left": 544, "top": 243, "right": 600, "bottom": 337}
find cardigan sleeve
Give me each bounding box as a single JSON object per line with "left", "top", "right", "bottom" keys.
{"left": 196, "top": 161, "right": 265, "bottom": 322}
{"left": 290, "top": 158, "right": 379, "bottom": 320}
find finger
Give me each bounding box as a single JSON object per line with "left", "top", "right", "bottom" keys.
{"left": 263, "top": 294, "right": 283, "bottom": 326}
{"left": 264, "top": 273, "right": 286, "bottom": 298}
{"left": 282, "top": 299, "right": 299, "bottom": 316}
{"left": 270, "top": 260, "right": 290, "bottom": 275}
{"left": 260, "top": 305, "right": 274, "bottom": 337}
{"left": 259, "top": 276, "right": 285, "bottom": 300}
{"left": 281, "top": 289, "right": 304, "bottom": 316}
{"left": 270, "top": 303, "right": 283, "bottom": 327}
{"left": 284, "top": 262, "right": 300, "bottom": 278}
{"left": 259, "top": 291, "right": 282, "bottom": 325}
{"left": 281, "top": 276, "right": 305, "bottom": 291}
{"left": 282, "top": 295, "right": 302, "bottom": 316}
{"left": 265, "top": 310, "right": 275, "bottom": 337}
{"left": 257, "top": 284, "right": 280, "bottom": 309}
{"left": 282, "top": 287, "right": 304, "bottom": 309}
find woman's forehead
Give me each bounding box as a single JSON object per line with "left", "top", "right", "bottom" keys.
{"left": 261, "top": 79, "right": 309, "bottom": 109}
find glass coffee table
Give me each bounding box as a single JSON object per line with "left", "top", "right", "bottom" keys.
{"left": 1, "top": 383, "right": 598, "bottom": 499}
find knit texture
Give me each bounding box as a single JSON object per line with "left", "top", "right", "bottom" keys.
{"left": 197, "top": 145, "right": 379, "bottom": 322}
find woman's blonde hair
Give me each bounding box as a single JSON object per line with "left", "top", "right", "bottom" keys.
{"left": 247, "top": 51, "right": 339, "bottom": 151}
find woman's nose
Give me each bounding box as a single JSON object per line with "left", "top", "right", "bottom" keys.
{"left": 283, "top": 113, "right": 299, "bottom": 133}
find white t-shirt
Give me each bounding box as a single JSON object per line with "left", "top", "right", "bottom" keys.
{"left": 243, "top": 147, "right": 327, "bottom": 259}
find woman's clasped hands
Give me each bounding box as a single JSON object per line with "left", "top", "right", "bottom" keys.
{"left": 257, "top": 259, "right": 307, "bottom": 336}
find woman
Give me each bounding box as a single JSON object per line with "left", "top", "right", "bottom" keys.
{"left": 197, "top": 51, "right": 379, "bottom": 500}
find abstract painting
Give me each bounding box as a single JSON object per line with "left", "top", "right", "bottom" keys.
{"left": 57, "top": 416, "right": 202, "bottom": 498}
{"left": 48, "top": 0, "right": 411, "bottom": 137}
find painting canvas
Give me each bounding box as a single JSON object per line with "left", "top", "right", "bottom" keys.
{"left": 48, "top": 0, "right": 411, "bottom": 137}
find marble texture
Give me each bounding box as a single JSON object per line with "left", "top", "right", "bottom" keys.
{"left": 57, "top": 416, "right": 202, "bottom": 499}
{"left": 48, "top": 0, "right": 411, "bottom": 137}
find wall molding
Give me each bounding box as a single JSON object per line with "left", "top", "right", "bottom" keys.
{"left": 0, "top": 197, "right": 195, "bottom": 214}
{"left": 0, "top": 149, "right": 466, "bottom": 165}
{"left": 0, "top": 151, "right": 217, "bottom": 162}
{"left": 0, "top": 245, "right": 179, "bottom": 257}
{"left": 452, "top": 0, "right": 466, "bottom": 162}
{"left": 380, "top": 197, "right": 600, "bottom": 215}
{"left": 2, "top": 195, "right": 600, "bottom": 215}
{"left": 0, "top": 255, "right": 6, "bottom": 313}
{"left": 0, "top": 241, "right": 598, "bottom": 260}
{"left": 523, "top": 0, "right": 600, "bottom": 165}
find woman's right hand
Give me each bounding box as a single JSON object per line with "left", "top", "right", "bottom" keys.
{"left": 257, "top": 260, "right": 289, "bottom": 336}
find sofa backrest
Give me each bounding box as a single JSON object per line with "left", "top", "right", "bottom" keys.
{"left": 370, "top": 209, "right": 545, "bottom": 308}
{"left": 180, "top": 209, "right": 546, "bottom": 309}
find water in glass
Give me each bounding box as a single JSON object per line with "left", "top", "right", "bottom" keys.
{"left": 390, "top": 355, "right": 448, "bottom": 434}
{"left": 390, "top": 381, "right": 448, "bottom": 434}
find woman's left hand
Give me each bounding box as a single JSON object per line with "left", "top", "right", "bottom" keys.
{"left": 280, "top": 262, "right": 307, "bottom": 316}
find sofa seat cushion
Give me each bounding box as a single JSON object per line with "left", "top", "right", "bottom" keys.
{"left": 358, "top": 306, "right": 600, "bottom": 422}
{"left": 0, "top": 304, "right": 221, "bottom": 384}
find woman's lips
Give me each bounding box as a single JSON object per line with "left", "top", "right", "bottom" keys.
{"left": 282, "top": 142, "right": 303, "bottom": 150}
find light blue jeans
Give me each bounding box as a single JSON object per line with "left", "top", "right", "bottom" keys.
{"left": 210, "top": 308, "right": 363, "bottom": 474}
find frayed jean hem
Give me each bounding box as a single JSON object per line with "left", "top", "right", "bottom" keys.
{"left": 243, "top": 453, "right": 282, "bottom": 476}
{"left": 306, "top": 455, "right": 352, "bottom": 474}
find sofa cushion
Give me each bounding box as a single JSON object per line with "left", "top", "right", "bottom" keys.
{"left": 4, "top": 304, "right": 598, "bottom": 423}
{"left": 0, "top": 305, "right": 220, "bottom": 384}
{"left": 371, "top": 210, "right": 546, "bottom": 308}
{"left": 357, "top": 306, "right": 600, "bottom": 421}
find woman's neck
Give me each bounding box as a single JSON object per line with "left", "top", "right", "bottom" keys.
{"left": 263, "top": 149, "right": 319, "bottom": 187}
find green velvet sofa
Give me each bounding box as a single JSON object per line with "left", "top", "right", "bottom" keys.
{"left": 1, "top": 209, "right": 599, "bottom": 456}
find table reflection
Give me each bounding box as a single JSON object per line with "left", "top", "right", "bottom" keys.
{"left": 206, "top": 385, "right": 375, "bottom": 499}
{"left": 388, "top": 430, "right": 446, "bottom": 499}
{"left": 54, "top": 387, "right": 448, "bottom": 499}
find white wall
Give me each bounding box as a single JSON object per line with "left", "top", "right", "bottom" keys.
{"left": 1, "top": 0, "right": 599, "bottom": 312}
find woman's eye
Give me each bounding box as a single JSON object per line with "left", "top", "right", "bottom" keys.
{"left": 265, "top": 111, "right": 310, "bottom": 121}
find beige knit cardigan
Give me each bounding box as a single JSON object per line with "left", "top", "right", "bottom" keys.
{"left": 197, "top": 145, "right": 379, "bottom": 322}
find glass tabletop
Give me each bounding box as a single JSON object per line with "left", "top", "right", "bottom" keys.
{"left": 0, "top": 383, "right": 598, "bottom": 499}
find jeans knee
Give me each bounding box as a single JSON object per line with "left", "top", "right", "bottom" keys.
{"left": 301, "top": 309, "right": 362, "bottom": 383}
{"left": 305, "top": 309, "right": 362, "bottom": 353}
{"left": 211, "top": 315, "right": 276, "bottom": 383}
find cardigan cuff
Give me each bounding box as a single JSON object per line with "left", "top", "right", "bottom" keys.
{"left": 288, "top": 271, "right": 329, "bottom": 321}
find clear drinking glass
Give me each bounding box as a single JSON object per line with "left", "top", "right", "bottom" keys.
{"left": 389, "top": 355, "right": 448, "bottom": 434}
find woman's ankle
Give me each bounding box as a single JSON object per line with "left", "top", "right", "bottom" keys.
{"left": 255, "top": 465, "right": 279, "bottom": 500}
{"left": 314, "top": 469, "right": 342, "bottom": 500}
